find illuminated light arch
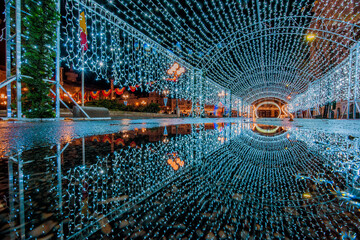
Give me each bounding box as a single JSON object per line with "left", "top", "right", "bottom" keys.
{"left": 243, "top": 90, "right": 290, "bottom": 104}
{"left": 254, "top": 101, "right": 282, "bottom": 119}
{"left": 254, "top": 124, "right": 280, "bottom": 134}
{"left": 199, "top": 18, "right": 359, "bottom": 69}
{"left": 197, "top": 16, "right": 360, "bottom": 68}
{"left": 57, "top": 0, "right": 360, "bottom": 119}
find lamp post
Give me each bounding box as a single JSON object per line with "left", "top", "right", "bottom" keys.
{"left": 218, "top": 91, "right": 225, "bottom": 116}
{"left": 163, "top": 89, "right": 169, "bottom": 107}
{"left": 123, "top": 94, "right": 129, "bottom": 106}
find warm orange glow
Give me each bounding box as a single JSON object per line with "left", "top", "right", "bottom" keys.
{"left": 166, "top": 62, "right": 186, "bottom": 82}
{"left": 167, "top": 153, "right": 185, "bottom": 170}
{"left": 306, "top": 33, "right": 316, "bottom": 41}
{"left": 167, "top": 63, "right": 180, "bottom": 75}
{"left": 176, "top": 67, "right": 186, "bottom": 75}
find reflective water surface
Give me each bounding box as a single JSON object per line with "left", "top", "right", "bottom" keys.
{"left": 1, "top": 121, "right": 360, "bottom": 239}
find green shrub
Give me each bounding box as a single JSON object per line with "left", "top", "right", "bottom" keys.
{"left": 22, "top": 0, "right": 60, "bottom": 118}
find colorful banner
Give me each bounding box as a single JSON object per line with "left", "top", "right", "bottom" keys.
{"left": 115, "top": 87, "right": 125, "bottom": 95}
{"left": 102, "top": 89, "right": 111, "bottom": 97}
{"left": 78, "top": 92, "right": 87, "bottom": 99}
{"left": 79, "top": 11, "right": 88, "bottom": 51}
{"left": 129, "top": 85, "right": 140, "bottom": 92}
{"left": 91, "top": 136, "right": 100, "bottom": 142}
{"left": 103, "top": 136, "right": 111, "bottom": 144}
{"left": 90, "top": 91, "right": 99, "bottom": 99}
{"left": 115, "top": 138, "right": 125, "bottom": 146}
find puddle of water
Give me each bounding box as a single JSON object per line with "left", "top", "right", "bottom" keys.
{"left": 0, "top": 121, "right": 359, "bottom": 239}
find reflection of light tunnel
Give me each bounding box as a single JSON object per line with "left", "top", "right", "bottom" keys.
{"left": 254, "top": 101, "right": 281, "bottom": 118}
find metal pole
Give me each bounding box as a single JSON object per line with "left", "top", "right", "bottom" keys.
{"left": 81, "top": 48, "right": 85, "bottom": 107}
{"left": 55, "top": 0, "right": 61, "bottom": 118}
{"left": 16, "top": 0, "right": 22, "bottom": 119}
{"left": 57, "top": 144, "right": 64, "bottom": 240}
{"left": 18, "top": 153, "right": 25, "bottom": 239}
{"left": 224, "top": 91, "right": 227, "bottom": 117}
{"left": 199, "top": 71, "right": 203, "bottom": 117}
{"left": 5, "top": 0, "right": 12, "bottom": 118}
{"left": 242, "top": 102, "right": 245, "bottom": 118}
{"left": 82, "top": 137, "right": 86, "bottom": 165}
{"left": 347, "top": 49, "right": 353, "bottom": 119}
{"left": 8, "top": 157, "right": 15, "bottom": 239}
{"left": 229, "top": 91, "right": 232, "bottom": 118}
{"left": 354, "top": 43, "right": 359, "bottom": 118}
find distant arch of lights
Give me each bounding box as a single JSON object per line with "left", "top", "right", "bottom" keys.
{"left": 254, "top": 101, "right": 282, "bottom": 119}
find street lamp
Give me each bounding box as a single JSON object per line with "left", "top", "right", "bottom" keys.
{"left": 163, "top": 89, "right": 170, "bottom": 107}
{"left": 123, "top": 94, "right": 129, "bottom": 106}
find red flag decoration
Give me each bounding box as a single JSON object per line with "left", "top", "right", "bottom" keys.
{"left": 130, "top": 141, "right": 137, "bottom": 148}
{"left": 146, "top": 81, "right": 156, "bottom": 86}
{"left": 115, "top": 138, "right": 125, "bottom": 146}
{"left": 115, "top": 87, "right": 125, "bottom": 95}
{"left": 129, "top": 86, "right": 137, "bottom": 92}
{"left": 90, "top": 91, "right": 100, "bottom": 99}
{"left": 79, "top": 11, "right": 88, "bottom": 51}
{"left": 91, "top": 136, "right": 100, "bottom": 142}
{"left": 103, "top": 136, "right": 111, "bottom": 144}
{"left": 102, "top": 89, "right": 111, "bottom": 97}
{"left": 78, "top": 92, "right": 87, "bottom": 99}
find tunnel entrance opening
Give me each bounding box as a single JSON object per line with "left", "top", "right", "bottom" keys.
{"left": 253, "top": 98, "right": 289, "bottom": 119}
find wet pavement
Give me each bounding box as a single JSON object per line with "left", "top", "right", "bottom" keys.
{"left": 0, "top": 118, "right": 360, "bottom": 239}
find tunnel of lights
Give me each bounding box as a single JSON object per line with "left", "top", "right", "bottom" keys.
{"left": 3, "top": 0, "right": 360, "bottom": 119}
{"left": 2, "top": 1, "right": 360, "bottom": 239}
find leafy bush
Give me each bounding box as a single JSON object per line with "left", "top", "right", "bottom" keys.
{"left": 138, "top": 103, "right": 161, "bottom": 113}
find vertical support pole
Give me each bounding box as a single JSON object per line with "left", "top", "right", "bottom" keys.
{"left": 18, "top": 153, "right": 25, "bottom": 239}
{"left": 347, "top": 49, "right": 353, "bottom": 119}
{"left": 190, "top": 72, "right": 195, "bottom": 118}
{"left": 242, "top": 102, "right": 245, "bottom": 118}
{"left": 110, "top": 79, "right": 114, "bottom": 100}
{"left": 56, "top": 144, "right": 64, "bottom": 240}
{"left": 82, "top": 137, "right": 86, "bottom": 165}
{"left": 16, "top": 0, "right": 22, "bottom": 119}
{"left": 81, "top": 48, "right": 85, "bottom": 107}
{"left": 229, "top": 91, "right": 232, "bottom": 118}
{"left": 8, "top": 157, "right": 15, "bottom": 239}
{"left": 354, "top": 43, "right": 359, "bottom": 118}
{"left": 55, "top": 0, "right": 61, "bottom": 118}
{"left": 198, "top": 70, "right": 203, "bottom": 117}
{"left": 5, "top": 0, "right": 12, "bottom": 118}
{"left": 224, "top": 90, "right": 227, "bottom": 117}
